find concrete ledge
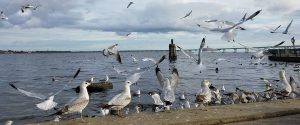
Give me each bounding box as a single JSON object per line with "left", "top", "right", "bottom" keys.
{"left": 31, "top": 99, "right": 300, "bottom": 125}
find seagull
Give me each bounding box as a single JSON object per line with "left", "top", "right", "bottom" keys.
{"left": 277, "top": 70, "right": 292, "bottom": 98}
{"left": 283, "top": 19, "right": 293, "bottom": 34}
{"left": 237, "top": 41, "right": 285, "bottom": 60}
{"left": 204, "top": 10, "right": 261, "bottom": 42}
{"left": 102, "top": 72, "right": 142, "bottom": 116}
{"left": 269, "top": 25, "right": 281, "bottom": 33}
{"left": 21, "top": 4, "right": 41, "bottom": 13}
{"left": 53, "top": 81, "right": 91, "bottom": 121}
{"left": 112, "top": 55, "right": 166, "bottom": 76}
{"left": 196, "top": 24, "right": 201, "bottom": 28}
{"left": 270, "top": 20, "right": 293, "bottom": 35}
{"left": 205, "top": 20, "right": 246, "bottom": 30}
{"left": 196, "top": 80, "right": 212, "bottom": 104}
{"left": 0, "top": 11, "right": 8, "bottom": 20}
{"left": 9, "top": 68, "right": 80, "bottom": 111}
{"left": 126, "top": 32, "right": 132, "bottom": 37}
{"left": 103, "top": 44, "right": 122, "bottom": 64}
{"left": 135, "top": 105, "right": 140, "bottom": 113}
{"left": 209, "top": 85, "right": 221, "bottom": 104}
{"left": 221, "top": 83, "right": 226, "bottom": 91}
{"left": 240, "top": 13, "right": 247, "bottom": 22}
{"left": 127, "top": 2, "right": 134, "bottom": 8}
{"left": 213, "top": 58, "right": 227, "bottom": 64}
{"left": 155, "top": 66, "right": 179, "bottom": 105}
{"left": 131, "top": 55, "right": 138, "bottom": 63}
{"left": 289, "top": 76, "right": 298, "bottom": 98}
{"left": 184, "top": 100, "right": 191, "bottom": 109}
{"left": 179, "top": 92, "right": 186, "bottom": 100}
{"left": 177, "top": 37, "right": 206, "bottom": 70}
{"left": 245, "top": 9, "right": 262, "bottom": 21}
{"left": 4, "top": 120, "right": 13, "bottom": 125}
{"left": 180, "top": 10, "right": 192, "bottom": 19}
{"left": 148, "top": 92, "right": 164, "bottom": 112}
{"left": 99, "top": 108, "right": 110, "bottom": 116}
{"left": 105, "top": 75, "right": 109, "bottom": 82}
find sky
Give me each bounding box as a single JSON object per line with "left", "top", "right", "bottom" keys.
{"left": 0, "top": 0, "right": 299, "bottom": 51}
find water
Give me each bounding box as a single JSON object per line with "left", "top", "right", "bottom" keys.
{"left": 0, "top": 51, "right": 298, "bottom": 124}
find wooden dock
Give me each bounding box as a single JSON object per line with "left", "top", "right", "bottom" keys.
{"left": 268, "top": 48, "right": 300, "bottom": 62}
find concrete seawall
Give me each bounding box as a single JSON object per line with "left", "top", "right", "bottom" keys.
{"left": 31, "top": 99, "right": 300, "bottom": 125}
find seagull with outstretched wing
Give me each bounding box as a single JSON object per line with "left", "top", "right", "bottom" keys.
{"left": 155, "top": 66, "right": 179, "bottom": 105}
{"left": 9, "top": 68, "right": 81, "bottom": 111}
{"left": 180, "top": 10, "right": 192, "bottom": 19}
{"left": 103, "top": 44, "right": 122, "bottom": 64}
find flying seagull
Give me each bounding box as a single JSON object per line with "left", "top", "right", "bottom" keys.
{"left": 0, "top": 11, "right": 8, "bottom": 20}
{"left": 127, "top": 2, "right": 134, "bottom": 8}
{"left": 240, "top": 13, "right": 247, "bottom": 22}
{"left": 268, "top": 20, "right": 293, "bottom": 35}
{"left": 196, "top": 24, "right": 201, "bottom": 28}
{"left": 203, "top": 10, "right": 261, "bottom": 42}
{"left": 103, "top": 44, "right": 122, "bottom": 64}
{"left": 52, "top": 81, "right": 91, "bottom": 121}
{"left": 102, "top": 72, "right": 142, "bottom": 116}
{"left": 21, "top": 4, "right": 41, "bottom": 13}
{"left": 177, "top": 37, "right": 206, "bottom": 70}
{"left": 237, "top": 41, "right": 285, "bottom": 60}
{"left": 155, "top": 66, "right": 179, "bottom": 106}
{"left": 180, "top": 10, "right": 192, "bottom": 19}
{"left": 245, "top": 9, "right": 262, "bottom": 21}
{"left": 283, "top": 19, "right": 293, "bottom": 34}
{"left": 269, "top": 25, "right": 281, "bottom": 33}
{"left": 9, "top": 68, "right": 80, "bottom": 111}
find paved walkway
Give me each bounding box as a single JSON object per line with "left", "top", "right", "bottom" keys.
{"left": 226, "top": 114, "right": 300, "bottom": 125}
{"left": 32, "top": 99, "right": 300, "bottom": 125}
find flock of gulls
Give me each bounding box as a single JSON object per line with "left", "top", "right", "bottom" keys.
{"left": 2, "top": 1, "right": 299, "bottom": 125}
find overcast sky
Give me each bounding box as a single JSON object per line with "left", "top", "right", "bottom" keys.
{"left": 0, "top": 0, "right": 299, "bottom": 51}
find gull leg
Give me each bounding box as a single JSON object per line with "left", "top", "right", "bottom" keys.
{"left": 80, "top": 112, "right": 86, "bottom": 123}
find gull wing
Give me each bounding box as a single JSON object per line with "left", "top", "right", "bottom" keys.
{"left": 142, "top": 58, "right": 156, "bottom": 64}
{"left": 170, "top": 68, "right": 179, "bottom": 90}
{"left": 246, "top": 9, "right": 262, "bottom": 21}
{"left": 155, "top": 67, "right": 165, "bottom": 88}
{"left": 177, "top": 45, "right": 198, "bottom": 63}
{"left": 116, "top": 52, "right": 122, "bottom": 64}
{"left": 151, "top": 93, "right": 164, "bottom": 105}
{"left": 9, "top": 83, "right": 46, "bottom": 100}
{"left": 197, "top": 37, "right": 205, "bottom": 64}
{"left": 283, "top": 19, "right": 293, "bottom": 34}
{"left": 36, "top": 96, "right": 58, "bottom": 110}
{"left": 205, "top": 19, "right": 218, "bottom": 23}
{"left": 105, "top": 75, "right": 109, "bottom": 82}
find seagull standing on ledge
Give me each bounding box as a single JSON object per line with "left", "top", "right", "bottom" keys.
{"left": 102, "top": 73, "right": 142, "bottom": 116}
{"left": 52, "top": 81, "right": 91, "bottom": 121}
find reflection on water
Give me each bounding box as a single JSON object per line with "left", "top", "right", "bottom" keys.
{"left": 0, "top": 51, "right": 298, "bottom": 124}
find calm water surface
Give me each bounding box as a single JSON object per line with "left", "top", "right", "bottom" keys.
{"left": 0, "top": 51, "right": 298, "bottom": 124}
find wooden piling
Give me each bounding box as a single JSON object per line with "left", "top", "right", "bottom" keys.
{"left": 169, "top": 39, "right": 177, "bottom": 63}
